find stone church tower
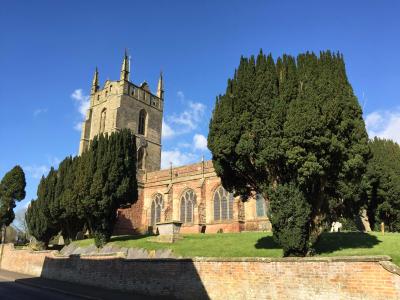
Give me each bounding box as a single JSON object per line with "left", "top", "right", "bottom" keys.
{"left": 79, "top": 51, "right": 164, "bottom": 172}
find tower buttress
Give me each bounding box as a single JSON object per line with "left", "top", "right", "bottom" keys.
{"left": 120, "top": 49, "right": 130, "bottom": 81}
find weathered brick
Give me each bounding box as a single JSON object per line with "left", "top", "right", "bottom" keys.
{"left": 1, "top": 245, "right": 399, "bottom": 300}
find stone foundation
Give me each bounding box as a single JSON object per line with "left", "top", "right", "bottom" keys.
{"left": 1, "top": 244, "right": 399, "bottom": 300}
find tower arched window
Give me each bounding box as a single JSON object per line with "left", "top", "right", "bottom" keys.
{"left": 99, "top": 108, "right": 106, "bottom": 133}
{"left": 213, "top": 186, "right": 234, "bottom": 221}
{"left": 150, "top": 193, "right": 163, "bottom": 225}
{"left": 137, "top": 147, "right": 145, "bottom": 170}
{"left": 138, "top": 109, "right": 147, "bottom": 135}
{"left": 180, "top": 189, "right": 196, "bottom": 224}
{"left": 256, "top": 193, "right": 268, "bottom": 217}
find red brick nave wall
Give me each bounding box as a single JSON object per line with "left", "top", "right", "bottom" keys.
{"left": 113, "top": 160, "right": 271, "bottom": 235}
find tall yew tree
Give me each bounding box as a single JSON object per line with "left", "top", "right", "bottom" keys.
{"left": 86, "top": 129, "right": 138, "bottom": 247}
{"left": 0, "top": 166, "right": 26, "bottom": 231}
{"left": 365, "top": 138, "right": 400, "bottom": 231}
{"left": 208, "top": 51, "right": 370, "bottom": 256}
{"left": 26, "top": 129, "right": 138, "bottom": 248}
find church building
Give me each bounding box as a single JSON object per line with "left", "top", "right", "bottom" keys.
{"left": 79, "top": 51, "right": 271, "bottom": 235}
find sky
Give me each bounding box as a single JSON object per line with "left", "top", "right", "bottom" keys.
{"left": 1, "top": 0, "right": 400, "bottom": 214}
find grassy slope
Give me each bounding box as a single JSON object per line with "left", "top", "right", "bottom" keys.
{"left": 72, "top": 232, "right": 400, "bottom": 266}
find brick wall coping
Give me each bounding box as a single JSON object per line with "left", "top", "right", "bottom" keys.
{"left": 56, "top": 253, "right": 395, "bottom": 264}
{"left": 8, "top": 245, "right": 400, "bottom": 275}
{"left": 8, "top": 245, "right": 394, "bottom": 264}
{"left": 188, "top": 255, "right": 393, "bottom": 263}
{"left": 380, "top": 261, "right": 400, "bottom": 276}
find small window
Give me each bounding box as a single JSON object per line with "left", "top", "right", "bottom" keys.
{"left": 180, "top": 189, "right": 196, "bottom": 224}
{"left": 213, "top": 186, "right": 234, "bottom": 221}
{"left": 151, "top": 194, "right": 163, "bottom": 225}
{"left": 256, "top": 194, "right": 268, "bottom": 217}
{"left": 138, "top": 109, "right": 147, "bottom": 135}
{"left": 109, "top": 85, "right": 112, "bottom": 92}
{"left": 97, "top": 95, "right": 100, "bottom": 101}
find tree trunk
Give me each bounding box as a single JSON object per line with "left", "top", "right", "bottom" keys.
{"left": 1, "top": 225, "right": 5, "bottom": 244}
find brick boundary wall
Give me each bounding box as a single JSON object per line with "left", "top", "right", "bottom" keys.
{"left": 1, "top": 244, "right": 400, "bottom": 299}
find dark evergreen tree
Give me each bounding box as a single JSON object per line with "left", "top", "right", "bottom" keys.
{"left": 365, "top": 138, "right": 400, "bottom": 231}
{"left": 268, "top": 183, "right": 311, "bottom": 256}
{"left": 208, "top": 51, "right": 370, "bottom": 256}
{"left": 27, "top": 129, "right": 138, "bottom": 248}
{"left": 87, "top": 129, "right": 138, "bottom": 247}
{"left": 52, "top": 156, "right": 84, "bottom": 244}
{"left": 0, "top": 166, "right": 26, "bottom": 229}
{"left": 26, "top": 172, "right": 59, "bottom": 246}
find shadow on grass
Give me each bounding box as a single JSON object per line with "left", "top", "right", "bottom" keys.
{"left": 314, "top": 232, "right": 381, "bottom": 254}
{"left": 110, "top": 234, "right": 150, "bottom": 242}
{"left": 254, "top": 235, "right": 281, "bottom": 249}
{"left": 254, "top": 232, "right": 382, "bottom": 254}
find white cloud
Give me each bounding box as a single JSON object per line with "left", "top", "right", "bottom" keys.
{"left": 71, "top": 89, "right": 90, "bottom": 117}
{"left": 162, "top": 120, "right": 175, "bottom": 139}
{"left": 47, "top": 156, "right": 61, "bottom": 166}
{"left": 177, "top": 90, "right": 185, "bottom": 102}
{"left": 33, "top": 108, "right": 48, "bottom": 117}
{"left": 365, "top": 109, "right": 400, "bottom": 143}
{"left": 23, "top": 165, "right": 49, "bottom": 179}
{"left": 74, "top": 122, "right": 83, "bottom": 131}
{"left": 193, "top": 134, "right": 208, "bottom": 151}
{"left": 23, "top": 200, "right": 32, "bottom": 209}
{"left": 161, "top": 150, "right": 197, "bottom": 169}
{"left": 71, "top": 89, "right": 90, "bottom": 130}
{"left": 162, "top": 91, "right": 207, "bottom": 141}
{"left": 365, "top": 111, "right": 383, "bottom": 129}
{"left": 169, "top": 101, "right": 206, "bottom": 130}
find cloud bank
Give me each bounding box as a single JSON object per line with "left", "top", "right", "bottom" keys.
{"left": 71, "top": 89, "right": 90, "bottom": 131}
{"left": 365, "top": 108, "right": 400, "bottom": 143}
{"left": 160, "top": 91, "right": 209, "bottom": 168}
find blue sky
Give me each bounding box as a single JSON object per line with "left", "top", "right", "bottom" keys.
{"left": 1, "top": 0, "right": 400, "bottom": 214}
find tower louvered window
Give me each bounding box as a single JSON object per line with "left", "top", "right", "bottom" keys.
{"left": 213, "top": 186, "right": 234, "bottom": 221}
{"left": 180, "top": 189, "right": 196, "bottom": 224}
{"left": 138, "top": 109, "right": 147, "bottom": 135}
{"left": 151, "top": 193, "right": 163, "bottom": 225}
{"left": 99, "top": 108, "right": 106, "bottom": 133}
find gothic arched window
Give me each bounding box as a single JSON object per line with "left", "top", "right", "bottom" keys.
{"left": 213, "top": 186, "right": 234, "bottom": 221}
{"left": 180, "top": 189, "right": 196, "bottom": 223}
{"left": 138, "top": 109, "right": 147, "bottom": 135}
{"left": 99, "top": 108, "right": 106, "bottom": 133}
{"left": 137, "top": 147, "right": 145, "bottom": 170}
{"left": 151, "top": 193, "right": 163, "bottom": 225}
{"left": 256, "top": 193, "right": 268, "bottom": 217}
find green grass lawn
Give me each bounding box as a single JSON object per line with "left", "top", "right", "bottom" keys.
{"left": 72, "top": 232, "right": 400, "bottom": 266}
